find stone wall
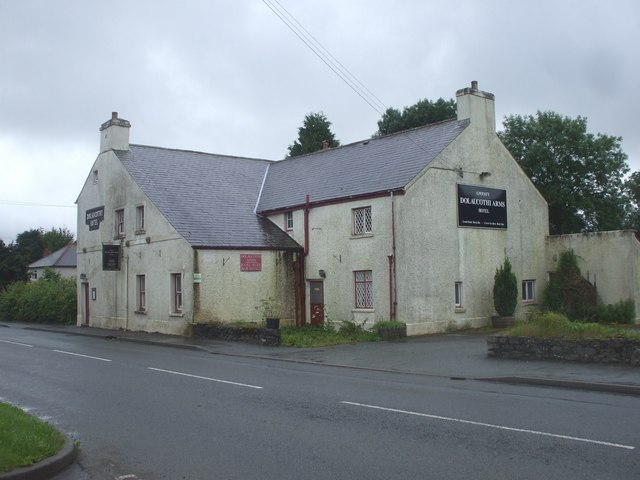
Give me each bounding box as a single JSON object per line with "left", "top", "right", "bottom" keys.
{"left": 487, "top": 335, "right": 640, "bottom": 366}
{"left": 193, "top": 323, "right": 280, "bottom": 346}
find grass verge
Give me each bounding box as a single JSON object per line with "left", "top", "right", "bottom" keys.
{"left": 280, "top": 324, "right": 379, "bottom": 347}
{"left": 0, "top": 402, "right": 65, "bottom": 473}
{"left": 505, "top": 311, "right": 640, "bottom": 340}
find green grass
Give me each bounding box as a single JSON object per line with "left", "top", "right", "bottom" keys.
{"left": 280, "top": 324, "right": 379, "bottom": 347}
{"left": 506, "top": 311, "right": 640, "bottom": 340}
{"left": 0, "top": 402, "right": 65, "bottom": 473}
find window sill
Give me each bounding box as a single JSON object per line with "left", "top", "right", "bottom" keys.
{"left": 522, "top": 301, "right": 537, "bottom": 306}
{"left": 352, "top": 308, "right": 375, "bottom": 313}
{"left": 454, "top": 307, "right": 466, "bottom": 313}
{"left": 135, "top": 229, "right": 146, "bottom": 236}
{"left": 170, "top": 312, "right": 184, "bottom": 318}
{"left": 135, "top": 309, "right": 147, "bottom": 315}
{"left": 350, "top": 233, "right": 373, "bottom": 240}
{"left": 113, "top": 234, "right": 125, "bottom": 240}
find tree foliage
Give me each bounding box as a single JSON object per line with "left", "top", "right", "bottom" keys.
{"left": 42, "top": 227, "right": 74, "bottom": 253}
{"left": 499, "top": 111, "right": 630, "bottom": 235}
{"left": 375, "top": 98, "right": 456, "bottom": 136}
{"left": 287, "top": 112, "right": 340, "bottom": 158}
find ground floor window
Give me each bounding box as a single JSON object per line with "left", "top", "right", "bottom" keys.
{"left": 136, "top": 274, "right": 146, "bottom": 311}
{"left": 171, "top": 273, "right": 182, "bottom": 313}
{"left": 522, "top": 279, "right": 535, "bottom": 302}
{"left": 454, "top": 281, "right": 463, "bottom": 307}
{"left": 354, "top": 270, "right": 373, "bottom": 308}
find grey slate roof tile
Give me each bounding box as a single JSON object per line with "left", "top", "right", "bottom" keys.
{"left": 257, "top": 119, "right": 469, "bottom": 212}
{"left": 115, "top": 146, "right": 302, "bottom": 250}
{"left": 113, "top": 119, "right": 468, "bottom": 249}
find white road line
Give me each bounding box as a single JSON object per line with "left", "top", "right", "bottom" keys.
{"left": 148, "top": 367, "right": 263, "bottom": 390}
{"left": 0, "top": 339, "right": 33, "bottom": 347}
{"left": 341, "top": 401, "right": 635, "bottom": 450}
{"left": 53, "top": 350, "right": 112, "bottom": 362}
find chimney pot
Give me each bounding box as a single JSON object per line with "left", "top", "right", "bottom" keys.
{"left": 112, "top": 112, "right": 118, "bottom": 120}
{"left": 322, "top": 140, "right": 329, "bottom": 150}
{"left": 471, "top": 81, "right": 478, "bottom": 90}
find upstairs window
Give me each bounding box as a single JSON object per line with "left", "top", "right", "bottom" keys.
{"left": 353, "top": 206, "right": 372, "bottom": 236}
{"left": 285, "top": 211, "right": 293, "bottom": 231}
{"left": 115, "top": 208, "right": 125, "bottom": 237}
{"left": 136, "top": 205, "right": 145, "bottom": 233}
{"left": 354, "top": 270, "right": 373, "bottom": 308}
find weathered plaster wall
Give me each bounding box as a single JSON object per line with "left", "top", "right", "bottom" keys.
{"left": 76, "top": 150, "right": 194, "bottom": 335}
{"left": 395, "top": 98, "right": 548, "bottom": 335}
{"left": 546, "top": 230, "right": 640, "bottom": 322}
{"left": 194, "top": 249, "right": 296, "bottom": 325}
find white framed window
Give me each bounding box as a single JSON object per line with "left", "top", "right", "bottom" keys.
{"left": 285, "top": 211, "right": 293, "bottom": 231}
{"left": 136, "top": 205, "right": 145, "bottom": 233}
{"left": 136, "top": 275, "right": 146, "bottom": 311}
{"left": 522, "top": 279, "right": 536, "bottom": 302}
{"left": 454, "top": 281, "right": 463, "bottom": 307}
{"left": 353, "top": 206, "right": 372, "bottom": 236}
{"left": 115, "top": 208, "right": 125, "bottom": 237}
{"left": 171, "top": 273, "right": 183, "bottom": 314}
{"left": 354, "top": 270, "right": 373, "bottom": 308}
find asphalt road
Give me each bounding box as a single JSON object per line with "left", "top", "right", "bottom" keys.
{"left": 1, "top": 327, "right": 638, "bottom": 480}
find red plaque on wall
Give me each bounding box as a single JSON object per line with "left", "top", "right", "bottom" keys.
{"left": 240, "top": 254, "right": 262, "bottom": 272}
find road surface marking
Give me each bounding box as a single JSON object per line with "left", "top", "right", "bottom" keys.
{"left": 0, "top": 339, "right": 33, "bottom": 347}
{"left": 53, "top": 350, "right": 112, "bottom": 362}
{"left": 341, "top": 401, "right": 635, "bottom": 450}
{"left": 148, "top": 367, "right": 263, "bottom": 389}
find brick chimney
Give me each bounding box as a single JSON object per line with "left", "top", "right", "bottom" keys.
{"left": 455, "top": 81, "right": 496, "bottom": 133}
{"left": 322, "top": 140, "right": 329, "bottom": 151}
{"left": 99, "top": 112, "right": 131, "bottom": 153}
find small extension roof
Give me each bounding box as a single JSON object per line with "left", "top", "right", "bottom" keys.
{"left": 29, "top": 243, "right": 77, "bottom": 269}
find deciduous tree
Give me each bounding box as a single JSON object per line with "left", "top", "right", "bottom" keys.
{"left": 499, "top": 111, "right": 629, "bottom": 235}
{"left": 375, "top": 98, "right": 456, "bottom": 136}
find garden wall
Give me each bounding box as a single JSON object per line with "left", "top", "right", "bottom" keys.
{"left": 487, "top": 335, "right": 640, "bottom": 366}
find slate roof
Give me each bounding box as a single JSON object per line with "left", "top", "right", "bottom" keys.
{"left": 115, "top": 146, "right": 302, "bottom": 250}
{"left": 29, "top": 243, "right": 77, "bottom": 269}
{"left": 257, "top": 118, "right": 470, "bottom": 213}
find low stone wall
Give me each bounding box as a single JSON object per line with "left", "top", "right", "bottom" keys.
{"left": 487, "top": 335, "right": 640, "bottom": 366}
{"left": 193, "top": 323, "right": 280, "bottom": 346}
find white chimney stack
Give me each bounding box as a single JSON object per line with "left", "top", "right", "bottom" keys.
{"left": 455, "top": 81, "right": 496, "bottom": 133}
{"left": 99, "top": 112, "right": 131, "bottom": 153}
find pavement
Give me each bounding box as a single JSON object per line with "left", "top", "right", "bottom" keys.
{"left": 2, "top": 321, "right": 639, "bottom": 479}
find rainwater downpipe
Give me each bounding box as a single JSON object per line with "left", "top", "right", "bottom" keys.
{"left": 390, "top": 191, "right": 397, "bottom": 321}
{"left": 300, "top": 194, "right": 311, "bottom": 325}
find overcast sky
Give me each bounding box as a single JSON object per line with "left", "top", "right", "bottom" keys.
{"left": 1, "top": 0, "right": 638, "bottom": 244}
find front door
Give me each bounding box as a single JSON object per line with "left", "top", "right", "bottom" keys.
{"left": 309, "top": 280, "right": 324, "bottom": 326}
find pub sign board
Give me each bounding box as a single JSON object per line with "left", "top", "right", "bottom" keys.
{"left": 86, "top": 206, "right": 105, "bottom": 231}
{"left": 102, "top": 244, "right": 121, "bottom": 271}
{"left": 457, "top": 184, "right": 507, "bottom": 229}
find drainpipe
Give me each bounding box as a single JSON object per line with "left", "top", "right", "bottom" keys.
{"left": 125, "top": 253, "right": 129, "bottom": 331}
{"left": 390, "top": 192, "right": 397, "bottom": 321}
{"left": 387, "top": 255, "right": 394, "bottom": 321}
{"left": 304, "top": 194, "right": 310, "bottom": 256}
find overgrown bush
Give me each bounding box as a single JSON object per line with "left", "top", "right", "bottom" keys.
{"left": 590, "top": 299, "right": 636, "bottom": 324}
{"left": 493, "top": 258, "right": 518, "bottom": 317}
{"left": 372, "top": 321, "right": 406, "bottom": 333}
{"left": 0, "top": 271, "right": 76, "bottom": 324}
{"left": 543, "top": 250, "right": 598, "bottom": 321}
